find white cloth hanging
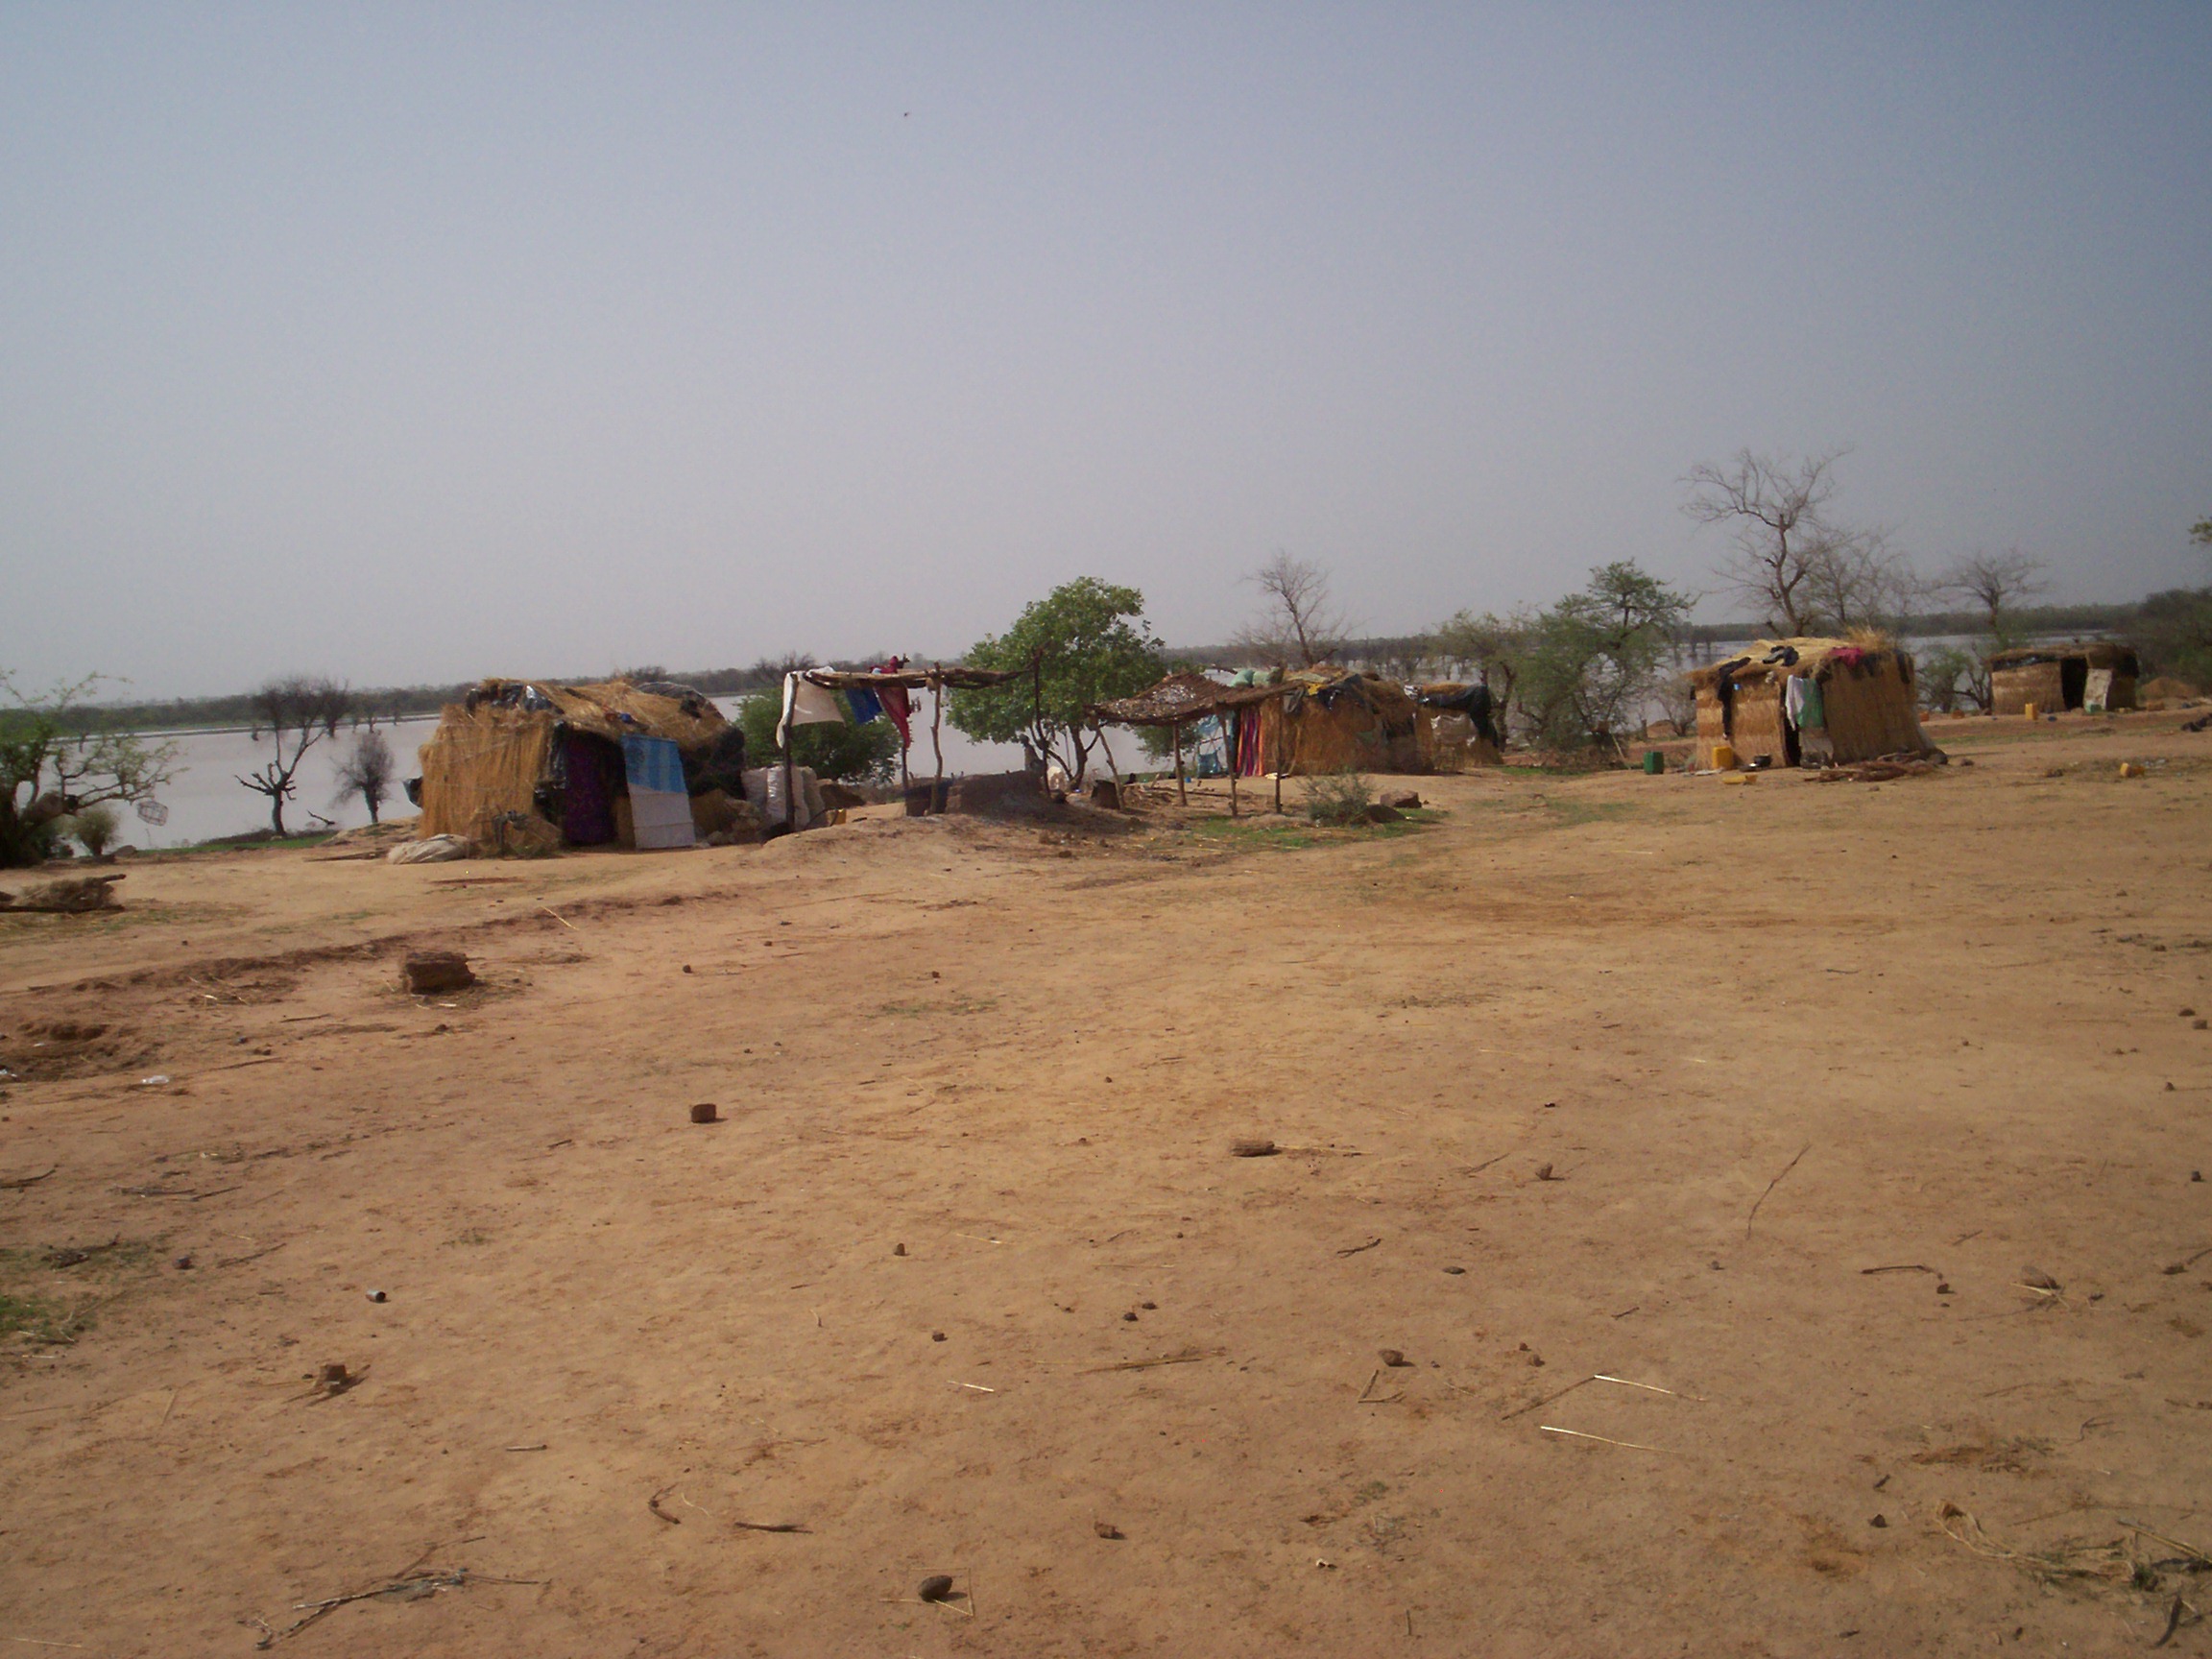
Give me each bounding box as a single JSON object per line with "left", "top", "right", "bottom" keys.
{"left": 777, "top": 673, "right": 848, "bottom": 750}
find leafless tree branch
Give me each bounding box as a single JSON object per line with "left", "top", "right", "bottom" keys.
{"left": 1232, "top": 552, "right": 1354, "bottom": 667}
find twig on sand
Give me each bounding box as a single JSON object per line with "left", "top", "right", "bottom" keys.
{"left": 2153, "top": 1591, "right": 2187, "bottom": 1649}
{"left": 253, "top": 1568, "right": 543, "bottom": 1647}
{"left": 1540, "top": 1425, "right": 1666, "bottom": 1453}
{"left": 1593, "top": 1374, "right": 1704, "bottom": 1401}
{"left": 1335, "top": 1236, "right": 1382, "bottom": 1257}
{"left": 0, "top": 1166, "right": 57, "bottom": 1191}
{"left": 1502, "top": 1377, "right": 1594, "bottom": 1421}
{"left": 648, "top": 1485, "right": 683, "bottom": 1525}
{"left": 1745, "top": 1143, "right": 1811, "bottom": 1237}
{"left": 1080, "top": 1345, "right": 1224, "bottom": 1374}
{"left": 539, "top": 905, "right": 577, "bottom": 930}
{"left": 1861, "top": 1263, "right": 1935, "bottom": 1276}
{"left": 2124, "top": 1519, "right": 2212, "bottom": 1568}
{"left": 214, "top": 1243, "right": 284, "bottom": 1268}
{"left": 1356, "top": 1368, "right": 1403, "bottom": 1405}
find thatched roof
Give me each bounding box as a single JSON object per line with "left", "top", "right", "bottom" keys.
{"left": 1088, "top": 671, "right": 1289, "bottom": 727}
{"left": 459, "top": 678, "right": 728, "bottom": 750}
{"left": 1689, "top": 637, "right": 1909, "bottom": 690}
{"left": 1987, "top": 641, "right": 2137, "bottom": 672}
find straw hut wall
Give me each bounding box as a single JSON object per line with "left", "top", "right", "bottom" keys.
{"left": 1255, "top": 671, "right": 1426, "bottom": 775}
{"left": 415, "top": 678, "right": 738, "bottom": 849}
{"left": 1987, "top": 642, "right": 2138, "bottom": 716}
{"left": 1689, "top": 638, "right": 1930, "bottom": 771}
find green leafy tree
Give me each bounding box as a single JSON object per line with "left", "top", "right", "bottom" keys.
{"left": 2130, "top": 517, "right": 2212, "bottom": 689}
{"left": 735, "top": 688, "right": 899, "bottom": 784}
{"left": 1431, "top": 608, "right": 1536, "bottom": 714}
{"left": 949, "top": 578, "right": 1166, "bottom": 782}
{"left": 1499, "top": 563, "right": 1691, "bottom": 751}
{"left": 0, "top": 672, "right": 176, "bottom": 868}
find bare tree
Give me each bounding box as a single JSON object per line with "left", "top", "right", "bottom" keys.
{"left": 1942, "top": 546, "right": 2047, "bottom": 647}
{"left": 332, "top": 728, "right": 395, "bottom": 825}
{"left": 1683, "top": 447, "right": 1875, "bottom": 635}
{"left": 1233, "top": 553, "right": 1352, "bottom": 667}
{"left": 236, "top": 676, "right": 352, "bottom": 836}
{"left": 1802, "top": 526, "right": 1923, "bottom": 635}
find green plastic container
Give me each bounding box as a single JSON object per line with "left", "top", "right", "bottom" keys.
{"left": 1642, "top": 750, "right": 1665, "bottom": 775}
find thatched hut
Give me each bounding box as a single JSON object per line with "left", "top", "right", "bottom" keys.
{"left": 1987, "top": 642, "right": 2138, "bottom": 716}
{"left": 412, "top": 679, "right": 746, "bottom": 852}
{"left": 1254, "top": 670, "right": 1427, "bottom": 776}
{"left": 1690, "top": 638, "right": 1931, "bottom": 771}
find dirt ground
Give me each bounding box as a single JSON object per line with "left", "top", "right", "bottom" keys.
{"left": 3, "top": 712, "right": 2210, "bottom": 1657}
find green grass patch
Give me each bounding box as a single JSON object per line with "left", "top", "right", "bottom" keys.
{"left": 0, "top": 1287, "right": 80, "bottom": 1346}
{"left": 0, "top": 1238, "right": 159, "bottom": 1349}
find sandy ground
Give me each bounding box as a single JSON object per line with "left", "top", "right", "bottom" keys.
{"left": 3, "top": 712, "right": 2210, "bottom": 1657}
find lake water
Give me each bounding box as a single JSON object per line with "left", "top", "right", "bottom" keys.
{"left": 95, "top": 701, "right": 1026, "bottom": 852}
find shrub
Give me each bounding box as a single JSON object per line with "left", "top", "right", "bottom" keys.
{"left": 67, "top": 803, "right": 121, "bottom": 858}
{"left": 1302, "top": 769, "right": 1374, "bottom": 827}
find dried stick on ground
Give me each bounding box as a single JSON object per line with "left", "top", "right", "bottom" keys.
{"left": 1745, "top": 1143, "right": 1811, "bottom": 1237}
{"left": 1080, "top": 1345, "right": 1225, "bottom": 1374}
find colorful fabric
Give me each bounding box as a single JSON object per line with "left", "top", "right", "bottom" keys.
{"left": 621, "top": 735, "right": 697, "bottom": 850}
{"left": 876, "top": 659, "right": 913, "bottom": 747}
{"left": 847, "top": 685, "right": 884, "bottom": 725}
{"left": 1785, "top": 674, "right": 1826, "bottom": 731}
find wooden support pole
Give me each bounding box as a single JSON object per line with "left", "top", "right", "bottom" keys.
{"left": 781, "top": 672, "right": 797, "bottom": 835}
{"left": 1227, "top": 710, "right": 1239, "bottom": 818}
{"left": 1172, "top": 720, "right": 1187, "bottom": 805}
{"left": 930, "top": 678, "right": 945, "bottom": 813}
{"left": 1272, "top": 699, "right": 1284, "bottom": 814}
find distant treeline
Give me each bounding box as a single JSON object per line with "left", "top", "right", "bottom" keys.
{"left": 52, "top": 657, "right": 878, "bottom": 736}
{"left": 46, "top": 601, "right": 2150, "bottom": 736}
{"left": 1170, "top": 602, "right": 2144, "bottom": 669}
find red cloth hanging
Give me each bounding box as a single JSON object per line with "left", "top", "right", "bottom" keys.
{"left": 876, "top": 658, "right": 913, "bottom": 747}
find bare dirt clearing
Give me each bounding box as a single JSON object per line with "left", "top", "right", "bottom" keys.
{"left": 3, "top": 714, "right": 2210, "bottom": 1656}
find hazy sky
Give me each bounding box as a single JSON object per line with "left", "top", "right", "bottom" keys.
{"left": 4, "top": 5, "right": 2208, "bottom": 698}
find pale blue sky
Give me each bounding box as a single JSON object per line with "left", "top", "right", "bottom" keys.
{"left": 3, "top": 4, "right": 2207, "bottom": 697}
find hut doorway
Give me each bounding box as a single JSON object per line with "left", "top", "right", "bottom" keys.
{"left": 2059, "top": 658, "right": 2088, "bottom": 710}
{"left": 561, "top": 733, "right": 623, "bottom": 846}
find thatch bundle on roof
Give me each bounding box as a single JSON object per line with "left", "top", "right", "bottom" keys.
{"left": 1986, "top": 641, "right": 2138, "bottom": 716}
{"left": 1689, "top": 637, "right": 1931, "bottom": 771}
{"left": 414, "top": 678, "right": 745, "bottom": 851}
